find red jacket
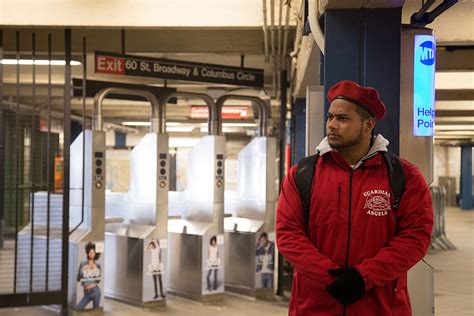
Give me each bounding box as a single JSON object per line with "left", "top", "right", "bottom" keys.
{"left": 276, "top": 142, "right": 433, "bottom": 316}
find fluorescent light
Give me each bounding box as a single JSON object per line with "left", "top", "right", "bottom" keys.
{"left": 166, "top": 126, "right": 195, "bottom": 132}
{"left": 199, "top": 122, "right": 257, "bottom": 128}
{"left": 200, "top": 127, "right": 251, "bottom": 133}
{"left": 222, "top": 122, "right": 257, "bottom": 127}
{"left": 434, "top": 135, "right": 473, "bottom": 139}
{"left": 435, "top": 125, "right": 474, "bottom": 131}
{"left": 435, "top": 131, "right": 474, "bottom": 135}
{"left": 122, "top": 121, "right": 151, "bottom": 126}
{"left": 123, "top": 121, "right": 256, "bottom": 133}
{"left": 436, "top": 117, "right": 474, "bottom": 123}
{"left": 122, "top": 121, "right": 190, "bottom": 127}
{"left": 0, "top": 59, "right": 81, "bottom": 66}
{"left": 200, "top": 122, "right": 257, "bottom": 133}
{"left": 121, "top": 122, "right": 196, "bottom": 132}
{"left": 435, "top": 71, "right": 474, "bottom": 90}
{"left": 436, "top": 101, "right": 474, "bottom": 111}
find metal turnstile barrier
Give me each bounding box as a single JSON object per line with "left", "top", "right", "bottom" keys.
{"left": 218, "top": 95, "right": 277, "bottom": 300}
{"left": 89, "top": 88, "right": 170, "bottom": 308}
{"left": 429, "top": 186, "right": 456, "bottom": 250}
{"left": 67, "top": 128, "right": 106, "bottom": 311}
{"left": 164, "top": 92, "right": 226, "bottom": 303}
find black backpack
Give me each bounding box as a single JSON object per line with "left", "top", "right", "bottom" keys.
{"left": 294, "top": 152, "right": 406, "bottom": 227}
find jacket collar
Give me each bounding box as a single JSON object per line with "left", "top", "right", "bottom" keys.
{"left": 315, "top": 134, "right": 389, "bottom": 169}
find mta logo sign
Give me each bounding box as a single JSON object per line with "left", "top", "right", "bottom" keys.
{"left": 419, "top": 41, "right": 435, "bottom": 65}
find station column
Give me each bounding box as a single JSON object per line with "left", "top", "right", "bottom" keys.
{"left": 323, "top": 8, "right": 402, "bottom": 153}
{"left": 460, "top": 145, "right": 473, "bottom": 210}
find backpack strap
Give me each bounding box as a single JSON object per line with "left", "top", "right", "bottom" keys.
{"left": 294, "top": 154, "right": 319, "bottom": 230}
{"left": 382, "top": 152, "right": 406, "bottom": 211}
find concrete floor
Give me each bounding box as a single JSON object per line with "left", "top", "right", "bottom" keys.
{"left": 424, "top": 207, "right": 474, "bottom": 316}
{"left": 0, "top": 207, "right": 472, "bottom": 316}
{"left": 0, "top": 294, "right": 289, "bottom": 316}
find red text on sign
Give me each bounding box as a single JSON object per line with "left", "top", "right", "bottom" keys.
{"left": 96, "top": 56, "right": 125, "bottom": 75}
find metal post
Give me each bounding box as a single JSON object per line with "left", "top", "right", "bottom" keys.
{"left": 121, "top": 29, "right": 126, "bottom": 54}
{"left": 0, "top": 29, "right": 4, "bottom": 249}
{"left": 80, "top": 36, "right": 86, "bottom": 243}
{"left": 277, "top": 69, "right": 287, "bottom": 296}
{"left": 61, "top": 28, "right": 72, "bottom": 315}
{"left": 13, "top": 30, "right": 20, "bottom": 294}
{"left": 45, "top": 33, "right": 52, "bottom": 291}
{"left": 29, "top": 31, "right": 36, "bottom": 294}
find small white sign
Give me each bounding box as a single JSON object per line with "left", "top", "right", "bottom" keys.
{"left": 217, "top": 235, "right": 224, "bottom": 245}
{"left": 159, "top": 239, "right": 168, "bottom": 248}
{"left": 268, "top": 232, "right": 276, "bottom": 241}
{"left": 95, "top": 241, "right": 105, "bottom": 253}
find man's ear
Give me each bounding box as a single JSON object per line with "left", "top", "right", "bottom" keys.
{"left": 365, "top": 118, "right": 376, "bottom": 134}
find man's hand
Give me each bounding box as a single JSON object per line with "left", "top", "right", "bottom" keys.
{"left": 326, "top": 267, "right": 365, "bottom": 305}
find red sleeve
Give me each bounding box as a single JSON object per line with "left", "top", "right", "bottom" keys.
{"left": 276, "top": 166, "right": 340, "bottom": 287}
{"left": 355, "top": 162, "right": 434, "bottom": 290}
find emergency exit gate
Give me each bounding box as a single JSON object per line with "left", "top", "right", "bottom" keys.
{"left": 0, "top": 29, "right": 87, "bottom": 314}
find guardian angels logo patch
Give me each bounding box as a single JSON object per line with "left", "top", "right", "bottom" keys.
{"left": 363, "top": 189, "right": 391, "bottom": 216}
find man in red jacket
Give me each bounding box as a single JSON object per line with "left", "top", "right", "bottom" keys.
{"left": 276, "top": 80, "right": 433, "bottom": 316}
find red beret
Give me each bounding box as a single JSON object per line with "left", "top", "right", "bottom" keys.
{"left": 327, "top": 80, "right": 386, "bottom": 120}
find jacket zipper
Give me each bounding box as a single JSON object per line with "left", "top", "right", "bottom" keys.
{"left": 343, "top": 170, "right": 354, "bottom": 316}
{"left": 337, "top": 185, "right": 341, "bottom": 216}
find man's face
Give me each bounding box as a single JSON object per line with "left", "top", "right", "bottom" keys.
{"left": 326, "top": 99, "right": 367, "bottom": 150}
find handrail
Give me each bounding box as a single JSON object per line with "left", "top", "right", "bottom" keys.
{"left": 105, "top": 217, "right": 125, "bottom": 224}
{"left": 215, "top": 94, "right": 270, "bottom": 137}
{"left": 93, "top": 87, "right": 165, "bottom": 133}
{"left": 160, "top": 92, "right": 218, "bottom": 135}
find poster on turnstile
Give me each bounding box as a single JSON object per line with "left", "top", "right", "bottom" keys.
{"left": 143, "top": 238, "right": 168, "bottom": 301}
{"left": 202, "top": 234, "right": 225, "bottom": 294}
{"left": 74, "top": 240, "right": 104, "bottom": 311}
{"left": 255, "top": 232, "right": 276, "bottom": 289}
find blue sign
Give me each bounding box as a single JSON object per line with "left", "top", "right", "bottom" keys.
{"left": 413, "top": 35, "right": 436, "bottom": 136}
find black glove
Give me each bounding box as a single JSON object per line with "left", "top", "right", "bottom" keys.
{"left": 326, "top": 267, "right": 365, "bottom": 305}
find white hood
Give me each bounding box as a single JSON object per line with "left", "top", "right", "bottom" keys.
{"left": 315, "top": 134, "right": 390, "bottom": 169}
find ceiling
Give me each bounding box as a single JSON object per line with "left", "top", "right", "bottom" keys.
{"left": 0, "top": 0, "right": 473, "bottom": 142}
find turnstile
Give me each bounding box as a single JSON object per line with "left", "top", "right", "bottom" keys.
{"left": 68, "top": 130, "right": 106, "bottom": 311}
{"left": 219, "top": 95, "right": 277, "bottom": 299}
{"left": 89, "top": 88, "right": 170, "bottom": 308}
{"left": 166, "top": 92, "right": 226, "bottom": 302}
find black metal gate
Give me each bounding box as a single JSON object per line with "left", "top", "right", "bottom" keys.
{"left": 0, "top": 28, "right": 85, "bottom": 314}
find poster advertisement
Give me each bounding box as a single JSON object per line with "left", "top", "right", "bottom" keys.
{"left": 142, "top": 238, "right": 168, "bottom": 301}
{"left": 202, "top": 234, "right": 225, "bottom": 295}
{"left": 75, "top": 240, "right": 104, "bottom": 310}
{"left": 255, "top": 232, "right": 275, "bottom": 289}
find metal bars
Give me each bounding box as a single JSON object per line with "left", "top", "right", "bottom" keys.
{"left": 61, "top": 28, "right": 72, "bottom": 313}
{"left": 45, "top": 33, "right": 52, "bottom": 292}
{"left": 429, "top": 186, "right": 456, "bottom": 250}
{"left": 0, "top": 28, "right": 72, "bottom": 312}
{"left": 68, "top": 37, "right": 87, "bottom": 236}
{"left": 29, "top": 31, "right": 37, "bottom": 294}
{"left": 13, "top": 30, "right": 20, "bottom": 295}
